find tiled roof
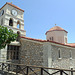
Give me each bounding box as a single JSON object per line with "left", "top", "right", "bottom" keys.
{"left": 46, "top": 26, "right": 68, "bottom": 34}
{"left": 21, "top": 36, "right": 75, "bottom": 48}
{"left": 66, "top": 43, "right": 75, "bottom": 47}
{"left": 21, "top": 36, "right": 47, "bottom": 42}
{"left": 0, "top": 2, "right": 24, "bottom": 12}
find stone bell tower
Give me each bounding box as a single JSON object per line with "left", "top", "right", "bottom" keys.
{"left": 0, "top": 2, "right": 26, "bottom": 62}
{"left": 0, "top": 2, "right": 26, "bottom": 36}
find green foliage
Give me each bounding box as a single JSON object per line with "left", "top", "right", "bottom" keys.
{"left": 0, "top": 25, "right": 18, "bottom": 49}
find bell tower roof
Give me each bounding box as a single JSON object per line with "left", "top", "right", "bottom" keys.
{"left": 0, "top": 2, "right": 24, "bottom": 12}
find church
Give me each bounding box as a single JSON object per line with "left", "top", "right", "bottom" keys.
{"left": 0, "top": 2, "right": 75, "bottom": 71}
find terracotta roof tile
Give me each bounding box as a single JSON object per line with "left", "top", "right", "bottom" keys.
{"left": 21, "top": 36, "right": 75, "bottom": 48}
{"left": 66, "top": 43, "right": 75, "bottom": 47}
{"left": 0, "top": 2, "right": 24, "bottom": 12}
{"left": 46, "top": 26, "right": 68, "bottom": 34}
{"left": 21, "top": 36, "right": 47, "bottom": 42}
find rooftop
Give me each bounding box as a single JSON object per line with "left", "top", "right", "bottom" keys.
{"left": 21, "top": 36, "right": 75, "bottom": 48}
{"left": 46, "top": 26, "right": 68, "bottom": 34}
{"left": 0, "top": 2, "right": 24, "bottom": 12}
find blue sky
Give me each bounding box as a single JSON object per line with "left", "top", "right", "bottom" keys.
{"left": 0, "top": 0, "right": 75, "bottom": 43}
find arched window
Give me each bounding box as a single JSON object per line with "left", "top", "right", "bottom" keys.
{"left": 9, "top": 18, "right": 13, "bottom": 26}
{"left": 58, "top": 48, "right": 61, "bottom": 59}
{"left": 50, "top": 37, "right": 54, "bottom": 41}
{"left": 17, "top": 21, "right": 21, "bottom": 29}
{"left": 70, "top": 50, "right": 72, "bottom": 59}
{"left": 52, "top": 37, "right": 53, "bottom": 41}
{"left": 50, "top": 37, "right": 51, "bottom": 40}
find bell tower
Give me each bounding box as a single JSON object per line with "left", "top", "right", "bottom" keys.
{"left": 0, "top": 2, "right": 26, "bottom": 36}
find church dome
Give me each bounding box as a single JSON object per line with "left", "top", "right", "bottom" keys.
{"left": 46, "top": 26, "right": 68, "bottom": 34}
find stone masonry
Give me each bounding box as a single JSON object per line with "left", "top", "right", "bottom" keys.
{"left": 19, "top": 38, "right": 44, "bottom": 66}
{"left": 51, "top": 45, "right": 75, "bottom": 69}
{"left": 19, "top": 37, "right": 75, "bottom": 74}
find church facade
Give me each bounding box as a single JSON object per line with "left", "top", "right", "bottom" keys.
{"left": 0, "top": 2, "right": 75, "bottom": 72}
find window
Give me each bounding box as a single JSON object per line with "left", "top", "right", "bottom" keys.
{"left": 65, "top": 38, "right": 67, "bottom": 43}
{"left": 70, "top": 50, "right": 72, "bottom": 59}
{"left": 52, "top": 37, "right": 53, "bottom": 41}
{"left": 9, "top": 18, "right": 13, "bottom": 26}
{"left": 7, "top": 45, "right": 19, "bottom": 60}
{"left": 50, "top": 37, "right": 54, "bottom": 41}
{"left": 58, "top": 48, "right": 61, "bottom": 59}
{"left": 1, "top": 18, "right": 3, "bottom": 25}
{"left": 17, "top": 21, "right": 21, "bottom": 29}
{"left": 50, "top": 37, "right": 51, "bottom": 40}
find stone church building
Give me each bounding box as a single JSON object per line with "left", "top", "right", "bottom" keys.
{"left": 0, "top": 2, "right": 75, "bottom": 71}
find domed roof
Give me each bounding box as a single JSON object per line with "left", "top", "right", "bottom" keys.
{"left": 46, "top": 26, "right": 68, "bottom": 34}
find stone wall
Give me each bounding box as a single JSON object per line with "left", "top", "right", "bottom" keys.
{"left": 19, "top": 38, "right": 44, "bottom": 66}
{"left": 51, "top": 45, "right": 75, "bottom": 69}
{"left": 19, "top": 37, "right": 75, "bottom": 74}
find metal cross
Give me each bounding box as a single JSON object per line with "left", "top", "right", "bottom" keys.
{"left": 55, "top": 24, "right": 56, "bottom": 26}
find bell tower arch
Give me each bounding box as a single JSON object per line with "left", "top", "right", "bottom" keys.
{"left": 9, "top": 18, "right": 13, "bottom": 26}
{"left": 17, "top": 21, "right": 21, "bottom": 29}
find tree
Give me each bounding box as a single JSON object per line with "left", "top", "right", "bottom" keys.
{"left": 0, "top": 25, "right": 18, "bottom": 49}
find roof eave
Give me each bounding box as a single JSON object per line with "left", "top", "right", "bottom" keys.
{"left": 45, "top": 30, "right": 68, "bottom": 35}
{"left": 20, "top": 36, "right": 75, "bottom": 48}
{"left": 0, "top": 2, "right": 24, "bottom": 12}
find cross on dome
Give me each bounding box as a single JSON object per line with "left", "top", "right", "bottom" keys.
{"left": 55, "top": 24, "right": 56, "bottom": 26}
